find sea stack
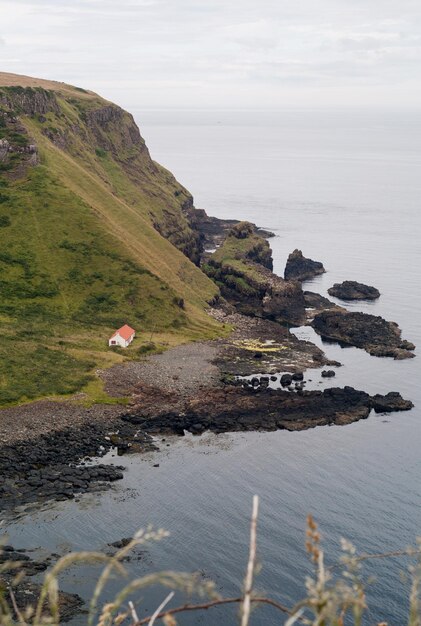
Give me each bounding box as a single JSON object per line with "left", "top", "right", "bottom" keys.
{"left": 284, "top": 249, "right": 325, "bottom": 281}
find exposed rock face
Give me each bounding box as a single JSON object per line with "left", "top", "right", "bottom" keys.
{"left": 312, "top": 310, "right": 416, "bottom": 359}
{"left": 208, "top": 261, "right": 306, "bottom": 326}
{"left": 303, "top": 291, "right": 343, "bottom": 317}
{"left": 0, "top": 110, "right": 39, "bottom": 174}
{"left": 0, "top": 138, "right": 9, "bottom": 162}
{"left": 0, "top": 86, "right": 60, "bottom": 115}
{"left": 261, "top": 272, "right": 306, "bottom": 325}
{"left": 123, "top": 385, "right": 413, "bottom": 434}
{"left": 328, "top": 281, "right": 380, "bottom": 301}
{"left": 285, "top": 249, "right": 325, "bottom": 281}
{"left": 0, "top": 85, "right": 207, "bottom": 265}
{"left": 191, "top": 210, "right": 274, "bottom": 259}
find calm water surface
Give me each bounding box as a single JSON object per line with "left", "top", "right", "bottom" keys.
{"left": 4, "top": 109, "right": 421, "bottom": 624}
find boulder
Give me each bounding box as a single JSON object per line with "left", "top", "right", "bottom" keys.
{"left": 328, "top": 281, "right": 380, "bottom": 301}
{"left": 280, "top": 374, "right": 293, "bottom": 386}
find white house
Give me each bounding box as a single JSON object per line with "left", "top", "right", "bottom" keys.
{"left": 109, "top": 324, "right": 136, "bottom": 348}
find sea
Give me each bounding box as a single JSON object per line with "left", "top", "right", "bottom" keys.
{"left": 3, "top": 108, "right": 421, "bottom": 625}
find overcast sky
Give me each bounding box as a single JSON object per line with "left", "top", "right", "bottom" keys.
{"left": 1, "top": 0, "right": 421, "bottom": 110}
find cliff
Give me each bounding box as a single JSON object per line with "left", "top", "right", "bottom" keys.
{"left": 0, "top": 72, "right": 222, "bottom": 405}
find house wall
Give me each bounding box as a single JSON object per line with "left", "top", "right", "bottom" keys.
{"left": 108, "top": 332, "right": 135, "bottom": 348}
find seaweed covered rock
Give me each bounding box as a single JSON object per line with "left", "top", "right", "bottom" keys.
{"left": 312, "top": 310, "right": 415, "bottom": 359}
{"left": 284, "top": 249, "right": 325, "bottom": 281}
{"left": 328, "top": 281, "right": 380, "bottom": 301}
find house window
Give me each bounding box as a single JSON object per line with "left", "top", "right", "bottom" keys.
{"left": 111, "top": 341, "right": 116, "bottom": 345}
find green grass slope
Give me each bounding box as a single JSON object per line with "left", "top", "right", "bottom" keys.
{"left": 0, "top": 74, "right": 222, "bottom": 406}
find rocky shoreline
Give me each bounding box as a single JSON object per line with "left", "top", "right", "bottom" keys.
{"left": 0, "top": 312, "right": 414, "bottom": 514}
{"left": 0, "top": 547, "right": 84, "bottom": 622}
{"left": 0, "top": 415, "right": 167, "bottom": 512}
{"left": 123, "top": 384, "right": 412, "bottom": 435}
{"left": 0, "top": 222, "right": 416, "bottom": 515}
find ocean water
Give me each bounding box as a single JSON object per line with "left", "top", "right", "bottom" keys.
{"left": 4, "top": 109, "right": 421, "bottom": 625}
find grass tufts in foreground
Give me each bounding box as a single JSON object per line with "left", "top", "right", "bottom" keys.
{"left": 0, "top": 499, "right": 420, "bottom": 625}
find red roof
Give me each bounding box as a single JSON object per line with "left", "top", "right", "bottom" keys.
{"left": 110, "top": 324, "right": 135, "bottom": 341}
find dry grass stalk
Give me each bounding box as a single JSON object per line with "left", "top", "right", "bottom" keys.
{"left": 240, "top": 494, "right": 259, "bottom": 626}
{"left": 147, "top": 592, "right": 175, "bottom": 626}
{"left": 1, "top": 503, "right": 421, "bottom": 626}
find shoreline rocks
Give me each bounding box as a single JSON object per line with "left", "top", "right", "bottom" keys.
{"left": 0, "top": 422, "right": 156, "bottom": 512}
{"left": 0, "top": 547, "right": 84, "bottom": 622}
{"left": 284, "top": 249, "right": 325, "bottom": 282}
{"left": 123, "top": 385, "right": 413, "bottom": 434}
{"left": 328, "top": 281, "right": 380, "bottom": 301}
{"left": 311, "top": 310, "right": 416, "bottom": 359}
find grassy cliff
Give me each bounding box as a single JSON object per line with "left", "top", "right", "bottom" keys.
{"left": 0, "top": 73, "right": 222, "bottom": 406}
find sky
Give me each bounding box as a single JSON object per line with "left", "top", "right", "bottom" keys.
{"left": 1, "top": 0, "right": 421, "bottom": 110}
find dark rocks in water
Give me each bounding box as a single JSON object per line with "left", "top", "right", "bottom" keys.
{"left": 108, "top": 538, "right": 133, "bottom": 549}
{"left": 285, "top": 249, "right": 325, "bottom": 282}
{"left": 321, "top": 370, "right": 336, "bottom": 378}
{"left": 0, "top": 548, "right": 49, "bottom": 577}
{"left": 312, "top": 310, "right": 416, "bottom": 360}
{"left": 292, "top": 372, "right": 304, "bottom": 381}
{"left": 371, "top": 392, "right": 413, "bottom": 413}
{"left": 0, "top": 546, "right": 83, "bottom": 623}
{"left": 0, "top": 422, "right": 156, "bottom": 511}
{"left": 5, "top": 582, "right": 83, "bottom": 623}
{"left": 328, "top": 280, "right": 380, "bottom": 301}
{"left": 280, "top": 374, "right": 293, "bottom": 386}
{"left": 123, "top": 385, "right": 413, "bottom": 434}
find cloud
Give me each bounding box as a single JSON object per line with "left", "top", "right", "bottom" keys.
{"left": 1, "top": 0, "right": 421, "bottom": 108}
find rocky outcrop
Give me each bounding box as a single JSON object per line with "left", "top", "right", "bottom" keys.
{"left": 285, "top": 249, "right": 325, "bottom": 281}
{"left": 0, "top": 86, "right": 60, "bottom": 115}
{"left": 192, "top": 210, "right": 274, "bottom": 259}
{"left": 328, "top": 281, "right": 380, "bottom": 301}
{"left": 261, "top": 272, "right": 306, "bottom": 325}
{"left": 0, "top": 138, "right": 9, "bottom": 162}
{"left": 229, "top": 221, "right": 273, "bottom": 269}
{"left": 0, "top": 109, "right": 39, "bottom": 173}
{"left": 303, "top": 291, "right": 343, "bottom": 316}
{"left": 312, "top": 310, "right": 416, "bottom": 359}
{"left": 204, "top": 224, "right": 306, "bottom": 325}
{"left": 123, "top": 385, "right": 413, "bottom": 434}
